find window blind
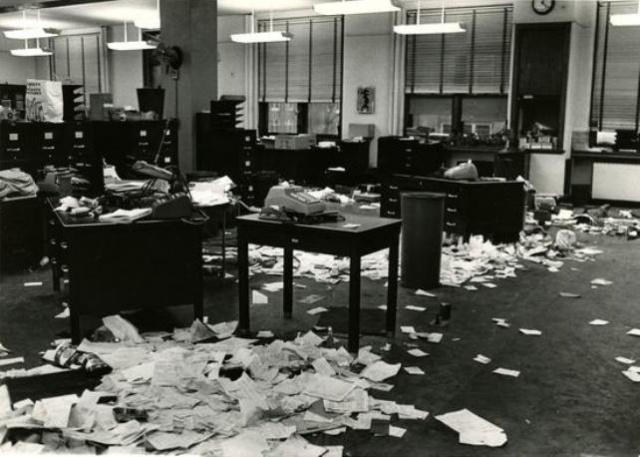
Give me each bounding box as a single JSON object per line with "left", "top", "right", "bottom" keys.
{"left": 51, "top": 33, "right": 102, "bottom": 106}
{"left": 591, "top": 1, "right": 640, "bottom": 131}
{"left": 405, "top": 5, "right": 512, "bottom": 95}
{"left": 258, "top": 16, "right": 343, "bottom": 103}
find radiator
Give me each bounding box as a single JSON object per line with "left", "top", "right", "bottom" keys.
{"left": 592, "top": 162, "right": 640, "bottom": 201}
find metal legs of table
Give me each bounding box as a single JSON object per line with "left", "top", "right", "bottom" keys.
{"left": 386, "top": 238, "right": 399, "bottom": 338}
{"left": 348, "top": 256, "right": 361, "bottom": 353}
{"left": 238, "top": 235, "right": 250, "bottom": 332}
{"left": 283, "top": 247, "right": 293, "bottom": 319}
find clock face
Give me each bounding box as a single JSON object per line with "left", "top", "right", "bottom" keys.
{"left": 532, "top": 0, "right": 555, "bottom": 15}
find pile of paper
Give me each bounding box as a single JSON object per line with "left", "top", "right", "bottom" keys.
{"left": 0, "top": 317, "right": 432, "bottom": 454}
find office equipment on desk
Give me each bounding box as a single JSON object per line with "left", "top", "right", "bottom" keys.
{"left": 236, "top": 213, "right": 401, "bottom": 353}
{"left": 264, "top": 185, "right": 326, "bottom": 215}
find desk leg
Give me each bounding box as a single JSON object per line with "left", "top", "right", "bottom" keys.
{"left": 348, "top": 255, "right": 361, "bottom": 354}
{"left": 283, "top": 247, "right": 293, "bottom": 319}
{"left": 386, "top": 238, "right": 399, "bottom": 337}
{"left": 238, "top": 233, "right": 250, "bottom": 334}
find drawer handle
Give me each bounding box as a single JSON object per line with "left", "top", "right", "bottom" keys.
{"left": 389, "top": 185, "right": 399, "bottom": 190}
{"left": 389, "top": 198, "right": 398, "bottom": 203}
{"left": 446, "top": 208, "right": 458, "bottom": 213}
{"left": 447, "top": 194, "right": 459, "bottom": 199}
{"left": 446, "top": 222, "right": 457, "bottom": 227}
{"left": 291, "top": 238, "right": 299, "bottom": 244}
{"left": 388, "top": 211, "right": 397, "bottom": 216}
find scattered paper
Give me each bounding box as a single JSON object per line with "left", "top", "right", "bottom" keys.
{"left": 257, "top": 330, "right": 274, "bottom": 338}
{"left": 589, "top": 319, "right": 609, "bottom": 326}
{"left": 360, "top": 361, "right": 401, "bottom": 382}
{"left": 435, "top": 409, "right": 507, "bottom": 448}
{"left": 492, "top": 318, "right": 510, "bottom": 328}
{"left": 559, "top": 292, "right": 580, "bottom": 298}
{"left": 519, "top": 328, "right": 542, "bottom": 336}
{"left": 482, "top": 283, "right": 497, "bottom": 289}
{"left": 342, "top": 223, "right": 361, "bottom": 229}
{"left": 0, "top": 357, "right": 24, "bottom": 367}
{"left": 389, "top": 425, "right": 407, "bottom": 438}
{"left": 24, "top": 282, "right": 43, "bottom": 287}
{"left": 474, "top": 354, "right": 491, "bottom": 364}
{"left": 303, "top": 374, "right": 354, "bottom": 402}
{"left": 252, "top": 290, "right": 268, "bottom": 305}
{"left": 615, "top": 357, "right": 636, "bottom": 365}
{"left": 415, "top": 290, "right": 436, "bottom": 297}
{"left": 591, "top": 278, "right": 613, "bottom": 286}
{"left": 622, "top": 370, "right": 640, "bottom": 383}
{"left": 493, "top": 368, "right": 520, "bottom": 378}
{"left": 407, "top": 349, "right": 429, "bottom": 357}
{"left": 626, "top": 328, "right": 640, "bottom": 337}
{"left": 464, "top": 285, "right": 478, "bottom": 291}
{"left": 377, "top": 305, "right": 387, "bottom": 311}
{"left": 307, "top": 307, "right": 328, "bottom": 315}
{"left": 299, "top": 294, "right": 325, "bottom": 305}
{"left": 403, "top": 367, "right": 425, "bottom": 375}
{"left": 416, "top": 332, "right": 443, "bottom": 343}
{"left": 405, "top": 305, "right": 426, "bottom": 312}
{"left": 400, "top": 326, "right": 416, "bottom": 334}
{"left": 262, "top": 282, "right": 284, "bottom": 292}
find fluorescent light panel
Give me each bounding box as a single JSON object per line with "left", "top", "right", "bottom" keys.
{"left": 107, "top": 41, "right": 157, "bottom": 51}
{"left": 231, "top": 31, "right": 292, "bottom": 43}
{"left": 394, "top": 22, "right": 465, "bottom": 35}
{"left": 610, "top": 13, "right": 640, "bottom": 26}
{"left": 11, "top": 47, "right": 52, "bottom": 57}
{"left": 4, "top": 27, "right": 58, "bottom": 39}
{"left": 314, "top": 0, "right": 400, "bottom": 16}
{"left": 134, "top": 17, "right": 161, "bottom": 29}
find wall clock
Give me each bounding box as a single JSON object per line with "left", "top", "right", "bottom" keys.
{"left": 532, "top": 0, "right": 555, "bottom": 15}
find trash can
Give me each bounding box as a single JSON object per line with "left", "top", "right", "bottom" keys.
{"left": 401, "top": 192, "right": 445, "bottom": 289}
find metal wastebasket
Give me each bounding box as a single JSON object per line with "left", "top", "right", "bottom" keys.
{"left": 401, "top": 192, "right": 445, "bottom": 289}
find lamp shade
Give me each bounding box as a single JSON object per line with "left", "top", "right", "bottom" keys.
{"left": 230, "top": 31, "right": 292, "bottom": 43}
{"left": 11, "top": 47, "right": 52, "bottom": 57}
{"left": 610, "top": 13, "right": 640, "bottom": 26}
{"left": 394, "top": 22, "right": 466, "bottom": 35}
{"left": 107, "top": 41, "right": 157, "bottom": 51}
{"left": 4, "top": 27, "right": 58, "bottom": 39}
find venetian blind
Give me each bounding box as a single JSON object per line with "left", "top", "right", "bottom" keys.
{"left": 52, "top": 33, "right": 103, "bottom": 106}
{"left": 405, "top": 5, "right": 512, "bottom": 95}
{"left": 591, "top": 1, "right": 640, "bottom": 131}
{"left": 258, "top": 16, "right": 343, "bottom": 103}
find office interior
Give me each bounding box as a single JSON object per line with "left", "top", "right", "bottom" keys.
{"left": 1, "top": 0, "right": 640, "bottom": 455}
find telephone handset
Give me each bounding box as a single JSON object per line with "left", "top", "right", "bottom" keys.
{"left": 264, "top": 185, "right": 326, "bottom": 215}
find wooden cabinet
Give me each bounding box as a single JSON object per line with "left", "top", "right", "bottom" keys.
{"left": 381, "top": 174, "right": 525, "bottom": 243}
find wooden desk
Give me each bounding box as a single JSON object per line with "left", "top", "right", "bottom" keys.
{"left": 48, "top": 201, "right": 203, "bottom": 343}
{"left": 236, "top": 213, "right": 402, "bottom": 353}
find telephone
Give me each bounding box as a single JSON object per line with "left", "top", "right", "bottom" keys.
{"left": 264, "top": 185, "right": 326, "bottom": 215}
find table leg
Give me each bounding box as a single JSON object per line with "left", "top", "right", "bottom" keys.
{"left": 386, "top": 237, "right": 399, "bottom": 337}
{"left": 221, "top": 208, "right": 227, "bottom": 278}
{"left": 348, "top": 255, "right": 361, "bottom": 354}
{"left": 283, "top": 246, "right": 293, "bottom": 319}
{"left": 238, "top": 232, "right": 250, "bottom": 334}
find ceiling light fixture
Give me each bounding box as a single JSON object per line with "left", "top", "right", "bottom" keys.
{"left": 107, "top": 22, "right": 157, "bottom": 51}
{"left": 394, "top": 0, "right": 465, "bottom": 35}
{"left": 314, "top": 0, "right": 399, "bottom": 15}
{"left": 231, "top": 10, "right": 292, "bottom": 44}
{"left": 4, "top": 10, "right": 58, "bottom": 40}
{"left": 11, "top": 38, "right": 52, "bottom": 57}
{"left": 134, "top": 0, "right": 161, "bottom": 29}
{"left": 610, "top": 0, "right": 640, "bottom": 26}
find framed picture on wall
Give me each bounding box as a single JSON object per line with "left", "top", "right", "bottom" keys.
{"left": 357, "top": 86, "right": 375, "bottom": 114}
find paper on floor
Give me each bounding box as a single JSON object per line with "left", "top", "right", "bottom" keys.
{"left": 435, "top": 408, "right": 507, "bottom": 448}
{"left": 626, "top": 328, "right": 640, "bottom": 337}
{"left": 615, "top": 357, "right": 635, "bottom": 365}
{"left": 405, "top": 305, "right": 426, "bottom": 312}
{"left": 622, "top": 370, "right": 640, "bottom": 383}
{"left": 307, "top": 307, "right": 328, "bottom": 315}
{"left": 0, "top": 357, "right": 24, "bottom": 367}
{"left": 559, "top": 292, "right": 581, "bottom": 298}
{"left": 493, "top": 368, "right": 520, "bottom": 378}
{"left": 589, "top": 319, "right": 609, "bottom": 326}
{"left": 252, "top": 290, "right": 269, "bottom": 305}
{"left": 474, "top": 354, "right": 491, "bottom": 364}
{"left": 400, "top": 326, "right": 416, "bottom": 334}
{"left": 591, "top": 278, "right": 613, "bottom": 286}
{"left": 360, "top": 361, "right": 401, "bottom": 382}
{"left": 257, "top": 330, "right": 274, "bottom": 338}
{"left": 415, "top": 289, "right": 436, "bottom": 297}
{"left": 407, "top": 349, "right": 429, "bottom": 357}
{"left": 24, "top": 282, "right": 43, "bottom": 287}
{"left": 403, "top": 367, "right": 425, "bottom": 375}
{"left": 519, "top": 328, "right": 542, "bottom": 336}
{"left": 299, "top": 294, "right": 325, "bottom": 305}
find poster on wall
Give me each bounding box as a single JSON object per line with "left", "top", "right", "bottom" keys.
{"left": 357, "top": 86, "right": 375, "bottom": 114}
{"left": 25, "top": 79, "right": 64, "bottom": 123}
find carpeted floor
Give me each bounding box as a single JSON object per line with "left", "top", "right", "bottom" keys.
{"left": 0, "top": 230, "right": 639, "bottom": 456}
